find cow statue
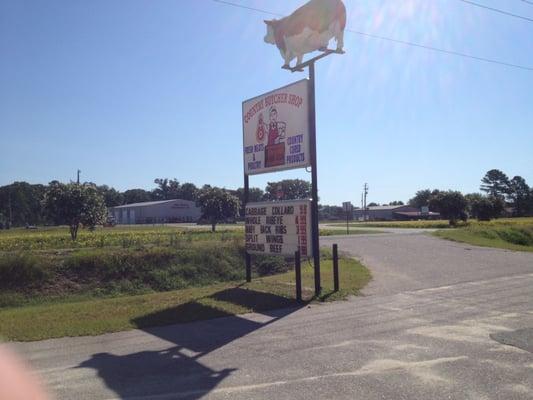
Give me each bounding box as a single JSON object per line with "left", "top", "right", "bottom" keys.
{"left": 264, "top": 0, "right": 346, "bottom": 69}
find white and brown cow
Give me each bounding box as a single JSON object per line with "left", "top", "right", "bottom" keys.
{"left": 264, "top": 0, "right": 346, "bottom": 68}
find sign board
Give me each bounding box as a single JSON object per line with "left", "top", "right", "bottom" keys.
{"left": 245, "top": 200, "right": 312, "bottom": 257}
{"left": 243, "top": 80, "right": 310, "bottom": 175}
{"left": 342, "top": 201, "right": 353, "bottom": 212}
{"left": 421, "top": 206, "right": 429, "bottom": 214}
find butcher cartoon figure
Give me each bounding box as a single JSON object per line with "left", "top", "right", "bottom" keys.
{"left": 267, "top": 107, "right": 286, "bottom": 145}
{"left": 256, "top": 113, "right": 266, "bottom": 142}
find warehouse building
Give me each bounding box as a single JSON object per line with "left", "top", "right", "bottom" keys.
{"left": 353, "top": 205, "right": 440, "bottom": 221}
{"left": 110, "top": 199, "right": 202, "bottom": 225}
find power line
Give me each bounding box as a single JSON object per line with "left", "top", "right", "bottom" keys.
{"left": 458, "top": 0, "right": 533, "bottom": 22}
{"left": 212, "top": 0, "right": 281, "bottom": 17}
{"left": 345, "top": 28, "right": 533, "bottom": 71}
{"left": 211, "top": 0, "right": 533, "bottom": 72}
{"left": 518, "top": 0, "right": 533, "bottom": 6}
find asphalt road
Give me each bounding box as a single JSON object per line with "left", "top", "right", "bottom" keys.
{"left": 10, "top": 232, "right": 533, "bottom": 400}
{"left": 321, "top": 232, "right": 533, "bottom": 295}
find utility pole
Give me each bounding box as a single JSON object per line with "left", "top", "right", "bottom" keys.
{"left": 363, "top": 183, "right": 369, "bottom": 222}
{"left": 360, "top": 192, "right": 364, "bottom": 222}
{"left": 77, "top": 169, "right": 81, "bottom": 184}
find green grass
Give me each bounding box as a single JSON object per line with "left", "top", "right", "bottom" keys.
{"left": 0, "top": 224, "right": 372, "bottom": 341}
{"left": 0, "top": 241, "right": 297, "bottom": 308}
{"left": 329, "top": 217, "right": 533, "bottom": 230}
{"left": 434, "top": 224, "right": 533, "bottom": 252}
{"left": 0, "top": 257, "right": 370, "bottom": 341}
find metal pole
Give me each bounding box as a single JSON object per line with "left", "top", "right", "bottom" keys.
{"left": 308, "top": 61, "right": 321, "bottom": 297}
{"left": 244, "top": 174, "right": 252, "bottom": 282}
{"left": 295, "top": 250, "right": 302, "bottom": 302}
{"left": 346, "top": 210, "right": 349, "bottom": 235}
{"left": 333, "top": 244, "right": 339, "bottom": 291}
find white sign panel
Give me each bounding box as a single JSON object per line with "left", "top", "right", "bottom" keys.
{"left": 243, "top": 79, "right": 310, "bottom": 175}
{"left": 245, "top": 200, "right": 312, "bottom": 257}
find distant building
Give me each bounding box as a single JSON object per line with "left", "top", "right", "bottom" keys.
{"left": 110, "top": 199, "right": 202, "bottom": 225}
{"left": 353, "top": 205, "right": 440, "bottom": 221}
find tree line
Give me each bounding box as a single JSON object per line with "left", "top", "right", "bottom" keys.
{"left": 1, "top": 169, "right": 531, "bottom": 231}
{"left": 0, "top": 178, "right": 313, "bottom": 231}
{"left": 408, "top": 169, "right": 533, "bottom": 225}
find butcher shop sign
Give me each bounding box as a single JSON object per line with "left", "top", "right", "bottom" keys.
{"left": 243, "top": 79, "right": 310, "bottom": 175}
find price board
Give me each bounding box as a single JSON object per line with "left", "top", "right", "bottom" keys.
{"left": 245, "top": 199, "right": 312, "bottom": 257}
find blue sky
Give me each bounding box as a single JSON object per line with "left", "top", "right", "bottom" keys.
{"left": 1, "top": 0, "right": 532, "bottom": 205}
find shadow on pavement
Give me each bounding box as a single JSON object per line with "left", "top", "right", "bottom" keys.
{"left": 77, "top": 288, "right": 304, "bottom": 399}
{"left": 491, "top": 328, "right": 533, "bottom": 353}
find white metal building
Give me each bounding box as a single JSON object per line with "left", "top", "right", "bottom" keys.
{"left": 110, "top": 199, "right": 202, "bottom": 225}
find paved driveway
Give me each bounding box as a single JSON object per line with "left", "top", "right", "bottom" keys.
{"left": 321, "top": 232, "right": 533, "bottom": 295}
{"left": 9, "top": 233, "right": 533, "bottom": 400}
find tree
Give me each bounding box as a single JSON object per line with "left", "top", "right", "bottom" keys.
{"left": 480, "top": 169, "right": 510, "bottom": 198}
{"left": 152, "top": 178, "right": 181, "bottom": 200}
{"left": 233, "top": 187, "right": 265, "bottom": 217}
{"left": 0, "top": 182, "right": 47, "bottom": 226}
{"left": 388, "top": 201, "right": 404, "bottom": 206}
{"left": 43, "top": 182, "right": 107, "bottom": 240}
{"left": 508, "top": 176, "right": 530, "bottom": 216}
{"left": 264, "top": 179, "right": 311, "bottom": 201}
{"left": 177, "top": 182, "right": 199, "bottom": 202}
{"left": 466, "top": 193, "right": 504, "bottom": 221}
{"left": 367, "top": 202, "right": 379, "bottom": 207}
{"left": 409, "top": 189, "right": 440, "bottom": 209}
{"left": 97, "top": 185, "right": 124, "bottom": 208}
{"left": 234, "top": 187, "right": 265, "bottom": 204}
{"left": 318, "top": 205, "right": 345, "bottom": 220}
{"left": 197, "top": 187, "right": 240, "bottom": 232}
{"left": 429, "top": 191, "right": 468, "bottom": 226}
{"left": 123, "top": 189, "right": 151, "bottom": 205}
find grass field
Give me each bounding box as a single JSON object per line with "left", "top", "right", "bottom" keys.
{"left": 0, "top": 225, "right": 371, "bottom": 341}
{"left": 434, "top": 220, "right": 533, "bottom": 252}
{"left": 328, "top": 217, "right": 533, "bottom": 230}
{"left": 0, "top": 224, "right": 381, "bottom": 251}
{"left": 328, "top": 220, "right": 455, "bottom": 229}
{"left": 0, "top": 225, "right": 242, "bottom": 252}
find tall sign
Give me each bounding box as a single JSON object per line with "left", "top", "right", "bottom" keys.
{"left": 245, "top": 200, "right": 312, "bottom": 257}
{"left": 243, "top": 0, "right": 346, "bottom": 296}
{"left": 243, "top": 80, "right": 310, "bottom": 175}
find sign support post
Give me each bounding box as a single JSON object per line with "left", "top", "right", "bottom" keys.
{"left": 244, "top": 174, "right": 252, "bottom": 282}
{"left": 283, "top": 49, "right": 344, "bottom": 297}
{"left": 308, "top": 61, "right": 321, "bottom": 297}
{"left": 295, "top": 250, "right": 302, "bottom": 302}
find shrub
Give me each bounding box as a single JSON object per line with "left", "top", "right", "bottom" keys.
{"left": 495, "top": 228, "right": 533, "bottom": 246}
{"left": 254, "top": 256, "right": 290, "bottom": 276}
{"left": 0, "top": 254, "right": 50, "bottom": 289}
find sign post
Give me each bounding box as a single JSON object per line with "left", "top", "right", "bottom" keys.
{"left": 343, "top": 201, "right": 353, "bottom": 235}
{"left": 308, "top": 61, "right": 321, "bottom": 296}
